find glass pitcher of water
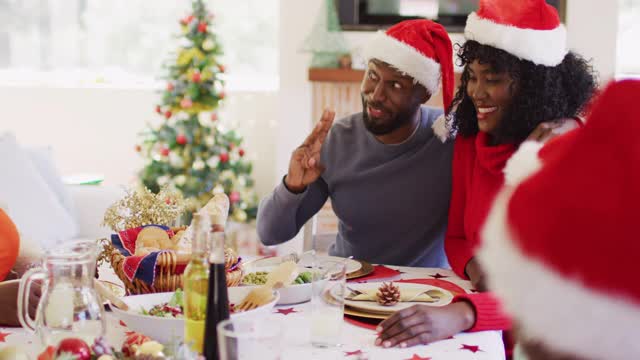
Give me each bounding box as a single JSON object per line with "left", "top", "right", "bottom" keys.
{"left": 17, "top": 240, "right": 106, "bottom": 346}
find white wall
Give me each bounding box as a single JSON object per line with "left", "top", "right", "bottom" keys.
{"left": 566, "top": 0, "right": 619, "bottom": 83}
{"left": 0, "top": 86, "right": 278, "bottom": 198}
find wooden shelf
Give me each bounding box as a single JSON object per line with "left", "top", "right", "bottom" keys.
{"left": 308, "top": 68, "right": 365, "bottom": 83}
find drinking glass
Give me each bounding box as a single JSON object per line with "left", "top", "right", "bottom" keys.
{"left": 217, "top": 318, "right": 283, "bottom": 360}
{"left": 310, "top": 259, "right": 346, "bottom": 348}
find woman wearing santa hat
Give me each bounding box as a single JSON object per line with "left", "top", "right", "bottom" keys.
{"left": 377, "top": 0, "right": 597, "bottom": 351}
{"left": 479, "top": 79, "right": 640, "bottom": 360}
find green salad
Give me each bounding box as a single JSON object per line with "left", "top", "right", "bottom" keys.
{"left": 140, "top": 289, "right": 184, "bottom": 318}
{"left": 242, "top": 271, "right": 312, "bottom": 286}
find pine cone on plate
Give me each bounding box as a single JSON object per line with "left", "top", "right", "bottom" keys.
{"left": 376, "top": 282, "right": 401, "bottom": 306}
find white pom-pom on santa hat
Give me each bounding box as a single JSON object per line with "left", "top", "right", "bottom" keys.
{"left": 431, "top": 114, "right": 451, "bottom": 143}
{"left": 464, "top": 0, "right": 567, "bottom": 66}
{"left": 479, "top": 80, "right": 640, "bottom": 360}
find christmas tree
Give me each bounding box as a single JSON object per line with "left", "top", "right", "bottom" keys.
{"left": 138, "top": 0, "right": 258, "bottom": 223}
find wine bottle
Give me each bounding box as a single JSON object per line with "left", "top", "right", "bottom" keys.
{"left": 203, "top": 231, "right": 230, "bottom": 360}
{"left": 183, "top": 212, "right": 210, "bottom": 354}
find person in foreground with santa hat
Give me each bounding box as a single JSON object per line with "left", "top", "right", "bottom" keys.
{"left": 479, "top": 79, "right": 640, "bottom": 360}
{"left": 376, "top": 0, "right": 597, "bottom": 351}
{"left": 258, "top": 20, "right": 456, "bottom": 268}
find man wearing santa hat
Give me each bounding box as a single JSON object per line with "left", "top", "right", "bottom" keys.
{"left": 257, "top": 19, "right": 456, "bottom": 267}
{"left": 480, "top": 79, "right": 640, "bottom": 360}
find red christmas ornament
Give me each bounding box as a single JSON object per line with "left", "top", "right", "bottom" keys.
{"left": 230, "top": 191, "right": 241, "bottom": 204}
{"left": 135, "top": 145, "right": 142, "bottom": 152}
{"left": 180, "top": 97, "right": 193, "bottom": 108}
{"left": 210, "top": 112, "right": 218, "bottom": 121}
{"left": 180, "top": 15, "right": 194, "bottom": 26}
{"left": 219, "top": 153, "right": 229, "bottom": 163}
{"left": 164, "top": 110, "right": 172, "bottom": 119}
{"left": 166, "top": 82, "right": 174, "bottom": 91}
{"left": 56, "top": 338, "right": 91, "bottom": 360}
{"left": 122, "top": 332, "right": 151, "bottom": 357}
{"left": 161, "top": 148, "right": 170, "bottom": 157}
{"left": 197, "top": 22, "right": 207, "bottom": 33}
{"left": 192, "top": 72, "right": 201, "bottom": 83}
{"left": 176, "top": 134, "right": 188, "bottom": 145}
{"left": 155, "top": 105, "right": 162, "bottom": 114}
{"left": 239, "top": 149, "right": 245, "bottom": 157}
{"left": 218, "top": 64, "right": 226, "bottom": 73}
{"left": 219, "top": 91, "right": 226, "bottom": 100}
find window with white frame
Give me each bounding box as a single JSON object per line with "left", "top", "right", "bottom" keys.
{"left": 618, "top": 0, "right": 640, "bottom": 76}
{"left": 0, "top": 0, "right": 279, "bottom": 90}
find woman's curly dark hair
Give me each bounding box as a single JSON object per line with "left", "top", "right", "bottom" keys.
{"left": 448, "top": 40, "right": 598, "bottom": 144}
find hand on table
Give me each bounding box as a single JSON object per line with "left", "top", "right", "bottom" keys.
{"left": 284, "top": 109, "right": 335, "bottom": 193}
{"left": 375, "top": 302, "right": 475, "bottom": 348}
{"left": 0, "top": 280, "right": 41, "bottom": 327}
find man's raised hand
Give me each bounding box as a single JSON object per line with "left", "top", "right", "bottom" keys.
{"left": 284, "top": 109, "right": 335, "bottom": 193}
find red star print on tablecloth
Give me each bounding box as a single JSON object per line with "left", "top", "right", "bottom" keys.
{"left": 430, "top": 273, "right": 449, "bottom": 279}
{"left": 344, "top": 349, "right": 364, "bottom": 357}
{"left": 460, "top": 344, "right": 482, "bottom": 353}
{"left": 0, "top": 331, "right": 11, "bottom": 342}
{"left": 405, "top": 354, "right": 431, "bottom": 360}
{"left": 119, "top": 320, "right": 127, "bottom": 327}
{"left": 275, "top": 307, "right": 298, "bottom": 315}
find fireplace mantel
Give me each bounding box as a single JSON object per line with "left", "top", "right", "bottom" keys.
{"left": 308, "top": 68, "right": 365, "bottom": 83}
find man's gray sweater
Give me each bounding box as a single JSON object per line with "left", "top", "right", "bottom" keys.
{"left": 257, "top": 106, "right": 453, "bottom": 267}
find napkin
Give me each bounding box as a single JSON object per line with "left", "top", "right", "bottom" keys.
{"left": 346, "top": 288, "right": 444, "bottom": 303}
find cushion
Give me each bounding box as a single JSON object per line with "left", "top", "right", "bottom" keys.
{"left": 0, "top": 133, "right": 78, "bottom": 250}
{"left": 27, "top": 146, "right": 77, "bottom": 220}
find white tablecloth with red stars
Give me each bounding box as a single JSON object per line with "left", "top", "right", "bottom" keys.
{"left": 0, "top": 267, "right": 505, "bottom": 360}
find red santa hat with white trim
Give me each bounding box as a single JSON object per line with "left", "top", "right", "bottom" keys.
{"left": 465, "top": 0, "right": 568, "bottom": 66}
{"left": 479, "top": 80, "right": 640, "bottom": 360}
{"left": 363, "top": 19, "right": 454, "bottom": 115}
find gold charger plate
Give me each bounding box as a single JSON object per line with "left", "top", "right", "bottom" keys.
{"left": 344, "top": 305, "right": 390, "bottom": 320}
{"left": 346, "top": 259, "right": 374, "bottom": 280}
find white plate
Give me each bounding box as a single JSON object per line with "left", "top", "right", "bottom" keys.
{"left": 343, "top": 283, "right": 453, "bottom": 314}
{"left": 111, "top": 287, "right": 279, "bottom": 343}
{"left": 241, "top": 266, "right": 312, "bottom": 305}
{"left": 251, "top": 255, "right": 362, "bottom": 275}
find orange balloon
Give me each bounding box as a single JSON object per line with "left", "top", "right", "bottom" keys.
{"left": 0, "top": 209, "right": 19, "bottom": 281}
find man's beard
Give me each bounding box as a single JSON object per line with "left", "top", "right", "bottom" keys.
{"left": 362, "top": 97, "right": 414, "bottom": 136}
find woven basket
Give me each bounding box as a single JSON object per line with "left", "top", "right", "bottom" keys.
{"left": 105, "top": 242, "right": 243, "bottom": 295}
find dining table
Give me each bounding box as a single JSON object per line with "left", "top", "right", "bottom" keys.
{"left": 0, "top": 266, "right": 505, "bottom": 360}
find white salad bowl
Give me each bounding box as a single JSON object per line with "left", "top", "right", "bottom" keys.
{"left": 241, "top": 265, "right": 312, "bottom": 305}
{"left": 111, "top": 287, "right": 279, "bottom": 343}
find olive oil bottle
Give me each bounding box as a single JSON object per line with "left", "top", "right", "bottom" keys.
{"left": 183, "top": 212, "right": 210, "bottom": 354}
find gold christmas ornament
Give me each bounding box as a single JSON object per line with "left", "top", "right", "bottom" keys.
{"left": 202, "top": 38, "right": 215, "bottom": 51}
{"left": 192, "top": 157, "right": 205, "bottom": 171}
{"left": 156, "top": 175, "right": 170, "bottom": 186}
{"left": 232, "top": 207, "right": 248, "bottom": 223}
{"left": 174, "top": 175, "right": 187, "bottom": 186}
